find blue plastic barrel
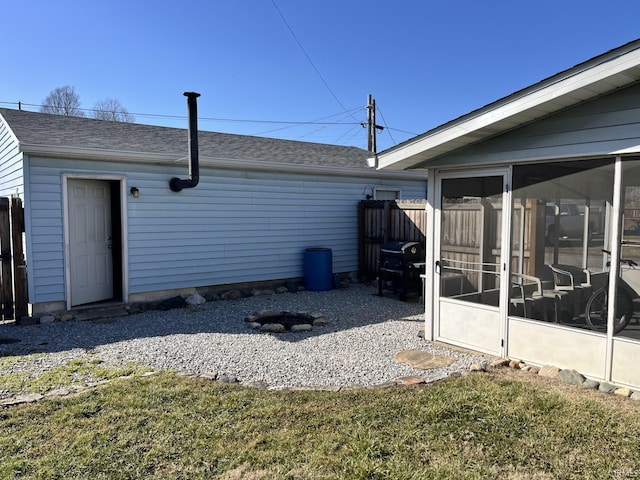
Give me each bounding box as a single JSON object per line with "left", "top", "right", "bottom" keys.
{"left": 304, "top": 247, "right": 333, "bottom": 291}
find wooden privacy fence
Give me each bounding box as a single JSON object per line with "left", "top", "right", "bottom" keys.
{"left": 0, "top": 197, "right": 27, "bottom": 321}
{"left": 358, "top": 200, "right": 427, "bottom": 279}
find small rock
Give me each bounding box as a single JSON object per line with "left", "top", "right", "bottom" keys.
{"left": 489, "top": 358, "right": 510, "bottom": 368}
{"left": 509, "top": 360, "right": 521, "bottom": 369}
{"left": 583, "top": 379, "right": 600, "bottom": 389}
{"left": 244, "top": 315, "right": 259, "bottom": 323}
{"left": 417, "top": 328, "right": 425, "bottom": 339}
{"left": 394, "top": 350, "right": 454, "bottom": 370}
{"left": 529, "top": 366, "right": 540, "bottom": 374}
{"left": 538, "top": 365, "right": 560, "bottom": 378}
{"left": 217, "top": 375, "right": 239, "bottom": 384}
{"left": 631, "top": 391, "right": 640, "bottom": 401}
{"left": 257, "top": 310, "right": 274, "bottom": 317}
{"left": 199, "top": 372, "right": 218, "bottom": 380}
{"left": 261, "top": 323, "right": 286, "bottom": 333}
{"left": 44, "top": 388, "right": 71, "bottom": 397}
{"left": 598, "top": 382, "right": 617, "bottom": 393}
{"left": 291, "top": 324, "right": 313, "bottom": 332}
{"left": 125, "top": 304, "right": 146, "bottom": 315}
{"left": 558, "top": 369, "right": 585, "bottom": 386}
{"left": 396, "top": 376, "right": 425, "bottom": 386}
{"left": 39, "top": 315, "right": 55, "bottom": 325}
{"left": 58, "top": 313, "right": 74, "bottom": 322}
{"left": 185, "top": 293, "right": 206, "bottom": 306}
{"left": 0, "top": 393, "right": 44, "bottom": 406}
{"left": 252, "top": 289, "right": 275, "bottom": 297}
{"left": 275, "top": 287, "right": 288, "bottom": 294}
{"left": 158, "top": 296, "right": 187, "bottom": 310}
{"left": 221, "top": 290, "right": 243, "bottom": 301}
{"left": 470, "top": 363, "right": 485, "bottom": 372}
{"left": 204, "top": 293, "right": 221, "bottom": 302}
{"left": 312, "top": 317, "right": 327, "bottom": 326}
{"left": 248, "top": 322, "right": 262, "bottom": 330}
{"left": 369, "top": 381, "right": 397, "bottom": 389}
{"left": 614, "top": 387, "right": 632, "bottom": 397}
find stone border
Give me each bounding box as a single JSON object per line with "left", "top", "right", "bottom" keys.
{"left": 486, "top": 358, "right": 640, "bottom": 401}
{"left": 0, "top": 370, "right": 434, "bottom": 407}
{"left": 0, "top": 371, "right": 161, "bottom": 407}
{"left": 4, "top": 356, "right": 639, "bottom": 408}
{"left": 21, "top": 273, "right": 362, "bottom": 325}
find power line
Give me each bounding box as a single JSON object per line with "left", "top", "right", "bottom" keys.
{"left": 1, "top": 99, "right": 412, "bottom": 148}
{"left": 375, "top": 105, "right": 396, "bottom": 146}
{"left": 252, "top": 105, "right": 363, "bottom": 135}
{"left": 334, "top": 123, "right": 363, "bottom": 145}
{"left": 270, "top": 0, "right": 358, "bottom": 123}
{"left": 294, "top": 109, "right": 363, "bottom": 141}
{"left": 0, "top": 101, "right": 362, "bottom": 128}
{"left": 386, "top": 126, "right": 420, "bottom": 136}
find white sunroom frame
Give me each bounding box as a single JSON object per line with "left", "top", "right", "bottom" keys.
{"left": 379, "top": 39, "right": 640, "bottom": 389}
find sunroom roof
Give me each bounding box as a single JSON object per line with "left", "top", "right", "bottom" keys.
{"left": 377, "top": 39, "right": 640, "bottom": 171}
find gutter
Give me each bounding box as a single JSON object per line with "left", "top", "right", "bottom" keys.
{"left": 19, "top": 144, "right": 425, "bottom": 180}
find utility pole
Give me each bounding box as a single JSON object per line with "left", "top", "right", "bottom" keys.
{"left": 366, "top": 94, "right": 384, "bottom": 154}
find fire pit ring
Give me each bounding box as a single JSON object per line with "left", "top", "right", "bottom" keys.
{"left": 245, "top": 310, "right": 327, "bottom": 333}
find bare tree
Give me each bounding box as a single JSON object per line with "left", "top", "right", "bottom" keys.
{"left": 40, "top": 86, "right": 85, "bottom": 116}
{"left": 92, "top": 98, "right": 135, "bottom": 122}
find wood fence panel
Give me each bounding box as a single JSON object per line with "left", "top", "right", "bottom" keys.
{"left": 359, "top": 200, "right": 427, "bottom": 279}
{"left": 360, "top": 199, "right": 537, "bottom": 291}
{"left": 11, "top": 197, "right": 27, "bottom": 320}
{"left": 0, "top": 197, "right": 27, "bottom": 321}
{"left": 0, "top": 198, "right": 13, "bottom": 319}
{"left": 440, "top": 202, "right": 504, "bottom": 291}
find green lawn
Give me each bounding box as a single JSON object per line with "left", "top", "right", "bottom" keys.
{"left": 1, "top": 366, "right": 639, "bottom": 479}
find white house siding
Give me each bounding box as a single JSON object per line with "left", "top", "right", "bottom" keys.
{"left": 27, "top": 156, "right": 426, "bottom": 304}
{"left": 0, "top": 118, "right": 24, "bottom": 197}
{"left": 423, "top": 82, "right": 640, "bottom": 168}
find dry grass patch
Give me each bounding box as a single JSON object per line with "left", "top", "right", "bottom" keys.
{"left": 0, "top": 368, "right": 639, "bottom": 479}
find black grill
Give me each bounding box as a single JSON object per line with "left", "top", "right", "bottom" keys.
{"left": 378, "top": 241, "right": 425, "bottom": 300}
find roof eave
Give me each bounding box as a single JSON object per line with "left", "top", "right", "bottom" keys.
{"left": 378, "top": 41, "right": 640, "bottom": 171}
{"left": 20, "top": 143, "right": 423, "bottom": 180}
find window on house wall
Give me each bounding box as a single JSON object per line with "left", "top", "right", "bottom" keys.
{"left": 509, "top": 159, "right": 616, "bottom": 333}
{"left": 375, "top": 188, "right": 400, "bottom": 200}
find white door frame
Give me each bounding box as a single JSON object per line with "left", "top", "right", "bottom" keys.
{"left": 429, "top": 167, "right": 512, "bottom": 357}
{"left": 63, "top": 174, "right": 129, "bottom": 309}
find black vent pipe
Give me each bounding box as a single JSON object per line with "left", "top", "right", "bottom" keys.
{"left": 170, "top": 91, "right": 201, "bottom": 192}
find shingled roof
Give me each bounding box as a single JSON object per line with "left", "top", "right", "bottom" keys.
{"left": 0, "top": 108, "right": 370, "bottom": 169}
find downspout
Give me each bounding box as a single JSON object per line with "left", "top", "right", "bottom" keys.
{"left": 169, "top": 91, "right": 201, "bottom": 192}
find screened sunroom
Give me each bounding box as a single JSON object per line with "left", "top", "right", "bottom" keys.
{"left": 376, "top": 39, "right": 640, "bottom": 389}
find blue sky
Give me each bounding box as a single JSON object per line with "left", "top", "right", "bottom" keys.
{"left": 2, "top": 1, "right": 640, "bottom": 152}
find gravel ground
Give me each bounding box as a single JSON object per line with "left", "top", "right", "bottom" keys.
{"left": 0, "top": 284, "right": 490, "bottom": 390}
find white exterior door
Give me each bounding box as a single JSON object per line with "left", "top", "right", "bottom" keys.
{"left": 433, "top": 170, "right": 511, "bottom": 356}
{"left": 68, "top": 179, "right": 114, "bottom": 306}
